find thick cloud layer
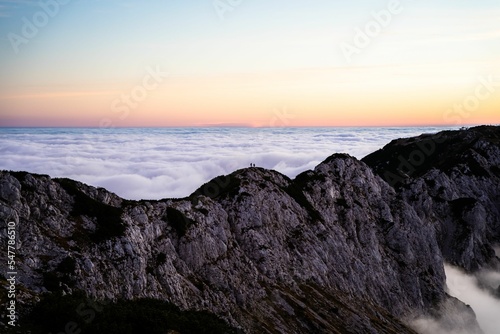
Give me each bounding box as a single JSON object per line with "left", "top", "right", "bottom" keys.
{"left": 446, "top": 265, "right": 500, "bottom": 334}
{"left": 411, "top": 264, "right": 500, "bottom": 334}
{"left": 0, "top": 127, "right": 456, "bottom": 200}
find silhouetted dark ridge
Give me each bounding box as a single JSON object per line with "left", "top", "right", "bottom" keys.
{"left": 363, "top": 125, "right": 500, "bottom": 272}
{"left": 362, "top": 125, "right": 500, "bottom": 187}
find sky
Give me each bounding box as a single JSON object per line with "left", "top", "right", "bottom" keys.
{"left": 0, "top": 0, "right": 500, "bottom": 127}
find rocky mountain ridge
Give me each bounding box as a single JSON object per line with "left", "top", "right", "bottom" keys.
{"left": 1, "top": 125, "right": 499, "bottom": 333}
{"left": 363, "top": 125, "right": 500, "bottom": 272}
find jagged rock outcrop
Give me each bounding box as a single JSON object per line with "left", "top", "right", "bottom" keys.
{"left": 363, "top": 125, "right": 500, "bottom": 272}
{"left": 2, "top": 126, "right": 498, "bottom": 333}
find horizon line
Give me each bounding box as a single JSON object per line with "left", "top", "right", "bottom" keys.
{"left": 0, "top": 123, "right": 493, "bottom": 129}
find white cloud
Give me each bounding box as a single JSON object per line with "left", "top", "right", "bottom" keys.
{"left": 445, "top": 265, "right": 500, "bottom": 334}
{"left": 0, "top": 127, "right": 458, "bottom": 200}
{"left": 410, "top": 264, "right": 500, "bottom": 334}
{"left": 410, "top": 316, "right": 476, "bottom": 334}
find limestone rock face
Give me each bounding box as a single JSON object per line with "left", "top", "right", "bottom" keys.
{"left": 2, "top": 126, "right": 499, "bottom": 333}
{"left": 363, "top": 125, "right": 500, "bottom": 272}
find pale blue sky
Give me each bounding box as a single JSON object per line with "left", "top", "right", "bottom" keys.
{"left": 1, "top": 0, "right": 499, "bottom": 126}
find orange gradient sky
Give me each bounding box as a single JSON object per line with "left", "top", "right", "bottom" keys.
{"left": 0, "top": 0, "right": 499, "bottom": 127}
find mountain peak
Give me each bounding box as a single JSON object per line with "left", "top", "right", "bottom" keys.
{"left": 2, "top": 127, "right": 499, "bottom": 333}
{"left": 363, "top": 125, "right": 500, "bottom": 185}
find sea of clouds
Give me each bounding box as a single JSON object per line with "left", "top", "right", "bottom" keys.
{"left": 0, "top": 127, "right": 458, "bottom": 200}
